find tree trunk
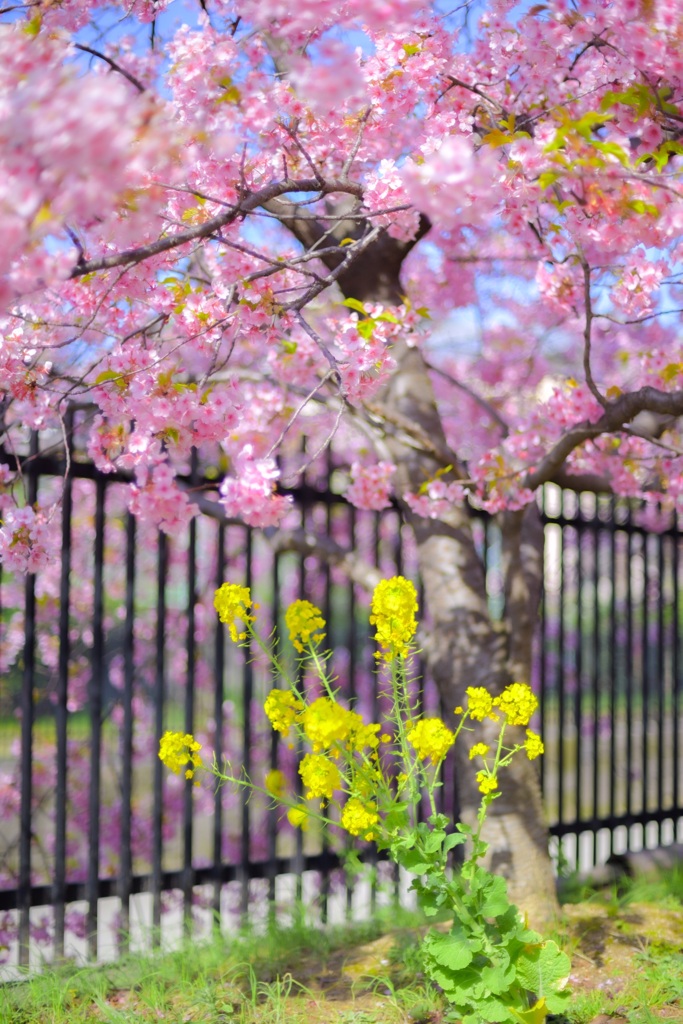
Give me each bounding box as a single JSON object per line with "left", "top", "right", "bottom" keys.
{"left": 378, "top": 343, "right": 559, "bottom": 926}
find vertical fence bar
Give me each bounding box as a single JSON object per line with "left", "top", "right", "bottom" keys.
{"left": 119, "top": 511, "right": 136, "bottom": 951}
{"left": 212, "top": 522, "right": 226, "bottom": 922}
{"left": 539, "top": 492, "right": 547, "bottom": 798}
{"left": 608, "top": 503, "right": 617, "bottom": 856}
{"left": 319, "top": 496, "right": 332, "bottom": 924}
{"left": 574, "top": 505, "right": 583, "bottom": 838}
{"left": 267, "top": 547, "right": 280, "bottom": 913}
{"left": 182, "top": 461, "right": 198, "bottom": 932}
{"left": 557, "top": 490, "right": 566, "bottom": 845}
{"left": 657, "top": 530, "right": 665, "bottom": 845}
{"left": 625, "top": 508, "right": 634, "bottom": 848}
{"left": 54, "top": 413, "right": 73, "bottom": 959}
{"left": 592, "top": 506, "right": 600, "bottom": 865}
{"left": 642, "top": 529, "right": 650, "bottom": 844}
{"left": 240, "top": 528, "right": 253, "bottom": 919}
{"left": 152, "top": 532, "right": 167, "bottom": 940}
{"left": 86, "top": 476, "right": 106, "bottom": 960}
{"left": 346, "top": 504, "right": 357, "bottom": 920}
{"left": 674, "top": 517, "right": 681, "bottom": 840}
{"left": 18, "top": 432, "right": 39, "bottom": 966}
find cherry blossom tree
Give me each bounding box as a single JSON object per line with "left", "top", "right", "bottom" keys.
{"left": 2, "top": 0, "right": 683, "bottom": 924}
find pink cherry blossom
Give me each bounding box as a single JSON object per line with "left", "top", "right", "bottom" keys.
{"left": 346, "top": 461, "right": 395, "bottom": 511}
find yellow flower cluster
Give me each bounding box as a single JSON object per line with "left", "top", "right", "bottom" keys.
{"left": 465, "top": 686, "right": 498, "bottom": 722}
{"left": 495, "top": 682, "right": 538, "bottom": 726}
{"left": 369, "top": 576, "right": 418, "bottom": 660}
{"left": 407, "top": 718, "right": 455, "bottom": 765}
{"left": 264, "top": 769, "right": 287, "bottom": 798}
{"left": 341, "top": 797, "right": 379, "bottom": 838}
{"left": 524, "top": 729, "right": 544, "bottom": 760}
{"left": 301, "top": 697, "right": 354, "bottom": 751}
{"left": 214, "top": 583, "right": 256, "bottom": 643}
{"left": 299, "top": 753, "right": 342, "bottom": 800}
{"left": 476, "top": 771, "right": 498, "bottom": 795}
{"left": 300, "top": 697, "right": 381, "bottom": 754}
{"left": 464, "top": 682, "right": 538, "bottom": 728}
{"left": 158, "top": 731, "right": 203, "bottom": 780}
{"left": 264, "top": 689, "right": 304, "bottom": 738}
{"left": 285, "top": 600, "right": 326, "bottom": 653}
{"left": 468, "top": 742, "right": 490, "bottom": 760}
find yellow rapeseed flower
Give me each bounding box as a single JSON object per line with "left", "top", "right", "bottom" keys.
{"left": 341, "top": 797, "right": 379, "bottom": 838}
{"left": 494, "top": 682, "right": 538, "bottom": 726}
{"left": 264, "top": 689, "right": 304, "bottom": 738}
{"left": 214, "top": 582, "right": 256, "bottom": 643}
{"left": 370, "top": 576, "right": 418, "bottom": 660}
{"left": 476, "top": 770, "right": 498, "bottom": 795}
{"left": 264, "top": 769, "right": 287, "bottom": 798}
{"left": 287, "top": 805, "right": 309, "bottom": 831}
{"left": 465, "top": 686, "right": 498, "bottom": 721}
{"left": 406, "top": 717, "right": 455, "bottom": 765}
{"left": 299, "top": 753, "right": 342, "bottom": 800}
{"left": 348, "top": 719, "right": 382, "bottom": 752}
{"left": 158, "top": 731, "right": 203, "bottom": 779}
{"left": 524, "top": 729, "right": 544, "bottom": 760}
{"left": 285, "top": 599, "right": 326, "bottom": 653}
{"left": 468, "top": 742, "right": 490, "bottom": 760}
{"left": 301, "top": 697, "right": 354, "bottom": 752}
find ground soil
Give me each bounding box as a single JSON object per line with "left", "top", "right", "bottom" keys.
{"left": 247, "top": 899, "right": 683, "bottom": 1023}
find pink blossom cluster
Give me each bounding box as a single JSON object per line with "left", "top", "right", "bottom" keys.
{"left": 0, "top": 506, "right": 58, "bottom": 573}
{"left": 405, "top": 478, "right": 466, "bottom": 519}
{"left": 219, "top": 451, "right": 293, "bottom": 527}
{"left": 0, "top": 25, "right": 181, "bottom": 306}
{"left": 346, "top": 461, "right": 395, "bottom": 511}
{"left": 128, "top": 463, "right": 198, "bottom": 534}
{"left": 0, "top": 0, "right": 681, "bottom": 561}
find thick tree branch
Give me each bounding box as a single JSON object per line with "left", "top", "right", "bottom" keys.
{"left": 69, "top": 178, "right": 363, "bottom": 279}
{"left": 270, "top": 529, "right": 382, "bottom": 592}
{"left": 524, "top": 387, "right": 683, "bottom": 491}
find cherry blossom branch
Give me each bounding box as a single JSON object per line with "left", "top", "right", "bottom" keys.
{"left": 69, "top": 178, "right": 363, "bottom": 279}
{"left": 524, "top": 387, "right": 683, "bottom": 491}
{"left": 264, "top": 370, "right": 340, "bottom": 460}
{"left": 74, "top": 44, "right": 146, "bottom": 94}
{"left": 424, "top": 359, "right": 509, "bottom": 435}
{"left": 281, "top": 223, "right": 383, "bottom": 310}
{"left": 579, "top": 256, "right": 607, "bottom": 408}
{"left": 291, "top": 312, "right": 343, "bottom": 382}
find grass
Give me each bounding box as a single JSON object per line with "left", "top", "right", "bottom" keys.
{"left": 2, "top": 868, "right": 683, "bottom": 1024}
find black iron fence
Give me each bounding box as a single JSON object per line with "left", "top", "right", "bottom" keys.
{"left": 0, "top": 417, "right": 682, "bottom": 968}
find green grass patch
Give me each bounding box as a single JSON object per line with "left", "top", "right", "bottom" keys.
{"left": 2, "top": 868, "right": 683, "bottom": 1023}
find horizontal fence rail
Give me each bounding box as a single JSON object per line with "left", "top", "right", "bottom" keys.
{"left": 0, "top": 419, "right": 682, "bottom": 970}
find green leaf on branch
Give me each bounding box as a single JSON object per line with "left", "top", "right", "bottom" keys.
{"left": 396, "top": 847, "right": 433, "bottom": 874}
{"left": 423, "top": 929, "right": 474, "bottom": 971}
{"left": 341, "top": 297, "right": 367, "bottom": 314}
{"left": 414, "top": 886, "right": 443, "bottom": 917}
{"left": 472, "top": 994, "right": 516, "bottom": 1022}
{"left": 481, "top": 957, "right": 516, "bottom": 995}
{"left": 424, "top": 830, "right": 446, "bottom": 854}
{"left": 480, "top": 874, "right": 510, "bottom": 917}
{"left": 443, "top": 832, "right": 467, "bottom": 853}
{"left": 514, "top": 940, "right": 571, "bottom": 1009}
